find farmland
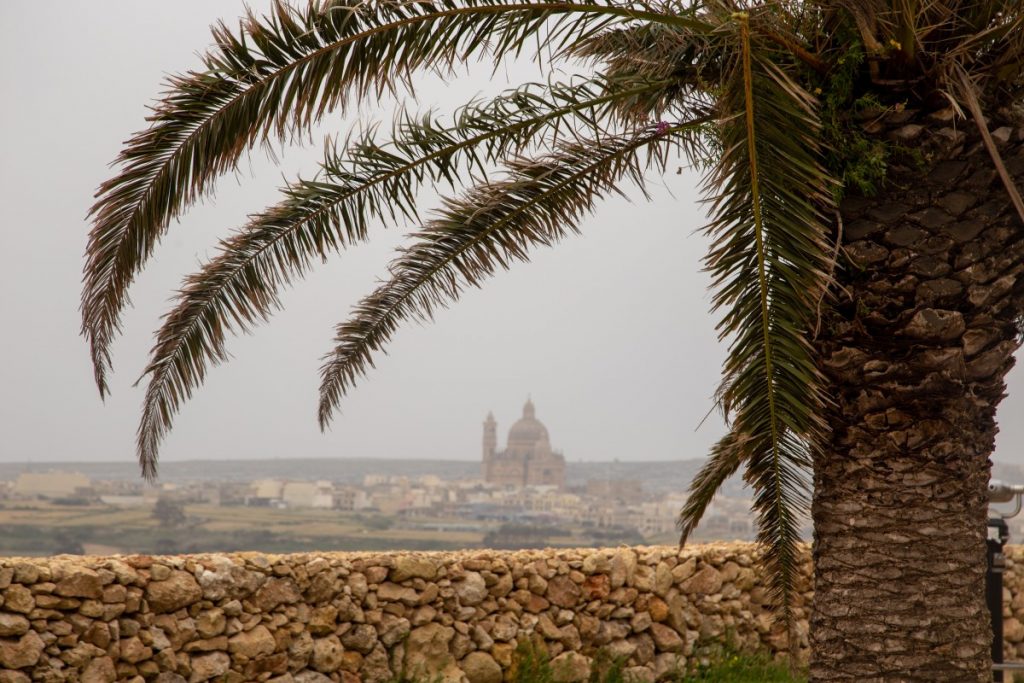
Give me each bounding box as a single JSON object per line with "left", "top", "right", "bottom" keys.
{"left": 0, "top": 500, "right": 648, "bottom": 557}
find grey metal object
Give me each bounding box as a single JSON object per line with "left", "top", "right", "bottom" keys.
{"left": 990, "top": 480, "right": 1024, "bottom": 511}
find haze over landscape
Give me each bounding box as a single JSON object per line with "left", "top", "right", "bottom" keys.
{"left": 3, "top": 2, "right": 1024, "bottom": 680}
{"left": 2, "top": 0, "right": 1024, "bottom": 471}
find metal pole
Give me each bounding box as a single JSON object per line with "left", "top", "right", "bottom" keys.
{"left": 988, "top": 517, "right": 1009, "bottom": 682}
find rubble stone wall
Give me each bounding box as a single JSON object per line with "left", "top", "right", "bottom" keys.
{"left": 0, "top": 543, "right": 804, "bottom": 682}
{"left": 995, "top": 546, "right": 1024, "bottom": 661}
{"left": 9, "top": 542, "right": 1024, "bottom": 681}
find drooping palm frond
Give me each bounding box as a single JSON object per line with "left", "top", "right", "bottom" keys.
{"left": 82, "top": 0, "right": 710, "bottom": 397}
{"left": 677, "top": 431, "right": 744, "bottom": 543}
{"left": 134, "top": 76, "right": 678, "bottom": 478}
{"left": 317, "top": 120, "right": 711, "bottom": 428}
{"left": 679, "top": 10, "right": 835, "bottom": 623}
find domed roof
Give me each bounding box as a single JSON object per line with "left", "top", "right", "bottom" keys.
{"left": 507, "top": 398, "right": 549, "bottom": 446}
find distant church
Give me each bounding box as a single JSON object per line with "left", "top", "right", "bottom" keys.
{"left": 482, "top": 398, "right": 566, "bottom": 488}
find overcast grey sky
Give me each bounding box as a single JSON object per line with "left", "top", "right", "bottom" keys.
{"left": 1, "top": 1, "right": 1022, "bottom": 473}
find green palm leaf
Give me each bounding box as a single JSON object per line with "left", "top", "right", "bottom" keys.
{"left": 134, "top": 77, "right": 675, "bottom": 478}
{"left": 82, "top": 0, "right": 709, "bottom": 397}
{"left": 317, "top": 120, "right": 710, "bottom": 428}
{"left": 677, "top": 431, "right": 744, "bottom": 544}
{"left": 680, "top": 10, "right": 835, "bottom": 625}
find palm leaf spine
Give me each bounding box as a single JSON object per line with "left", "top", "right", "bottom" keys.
{"left": 738, "top": 17, "right": 797, "bottom": 622}
{"left": 739, "top": 13, "right": 783, "bottom": 470}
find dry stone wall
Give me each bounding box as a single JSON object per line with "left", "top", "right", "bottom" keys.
{"left": 0, "top": 543, "right": 802, "bottom": 682}
{"left": 995, "top": 546, "right": 1024, "bottom": 661}
{"left": 10, "top": 542, "right": 1024, "bottom": 681}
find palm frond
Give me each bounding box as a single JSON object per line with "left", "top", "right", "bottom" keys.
{"left": 691, "top": 11, "right": 835, "bottom": 624}
{"left": 941, "top": 5, "right": 1024, "bottom": 85}
{"left": 134, "top": 77, "right": 676, "bottom": 479}
{"left": 572, "top": 13, "right": 716, "bottom": 79}
{"left": 569, "top": 18, "right": 722, "bottom": 120}
{"left": 317, "top": 120, "right": 711, "bottom": 428}
{"left": 820, "top": 0, "right": 1024, "bottom": 79}
{"left": 82, "top": 0, "right": 710, "bottom": 397}
{"left": 677, "top": 431, "right": 744, "bottom": 544}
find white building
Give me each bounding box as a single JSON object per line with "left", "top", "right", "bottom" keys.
{"left": 281, "top": 481, "right": 334, "bottom": 509}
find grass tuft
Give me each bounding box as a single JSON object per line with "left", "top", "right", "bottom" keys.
{"left": 499, "top": 640, "right": 803, "bottom": 683}
{"left": 682, "top": 649, "right": 803, "bottom": 682}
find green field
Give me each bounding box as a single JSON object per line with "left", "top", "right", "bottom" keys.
{"left": 0, "top": 501, "right": 644, "bottom": 556}
{"left": 0, "top": 502, "right": 475, "bottom": 556}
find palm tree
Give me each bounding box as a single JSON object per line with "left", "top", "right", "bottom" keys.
{"left": 81, "top": 1, "right": 1024, "bottom": 679}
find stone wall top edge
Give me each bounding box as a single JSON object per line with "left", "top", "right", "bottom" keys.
{"left": 0, "top": 541, "right": 788, "bottom": 568}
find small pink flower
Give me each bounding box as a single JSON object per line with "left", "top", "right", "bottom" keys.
{"left": 655, "top": 121, "right": 670, "bottom": 135}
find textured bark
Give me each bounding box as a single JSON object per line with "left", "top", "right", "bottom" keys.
{"left": 810, "top": 112, "right": 1024, "bottom": 681}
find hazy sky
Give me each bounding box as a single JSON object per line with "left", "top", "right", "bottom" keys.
{"left": 1, "top": 1, "right": 1022, "bottom": 474}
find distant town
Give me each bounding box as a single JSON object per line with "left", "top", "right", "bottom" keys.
{"left": 0, "top": 399, "right": 768, "bottom": 557}
{"left": 4, "top": 398, "right": 1024, "bottom": 557}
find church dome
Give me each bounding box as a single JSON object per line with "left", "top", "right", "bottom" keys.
{"left": 507, "top": 398, "right": 549, "bottom": 446}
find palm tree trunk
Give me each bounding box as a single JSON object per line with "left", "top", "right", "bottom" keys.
{"left": 809, "top": 112, "right": 1024, "bottom": 681}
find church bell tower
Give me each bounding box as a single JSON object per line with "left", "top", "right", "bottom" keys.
{"left": 482, "top": 412, "right": 497, "bottom": 480}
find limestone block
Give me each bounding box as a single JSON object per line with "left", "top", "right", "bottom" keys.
{"left": 119, "top": 636, "right": 152, "bottom": 664}
{"left": 55, "top": 567, "right": 103, "bottom": 599}
{"left": 228, "top": 624, "right": 276, "bottom": 659}
{"left": 145, "top": 572, "right": 201, "bottom": 614}
{"left": 405, "top": 622, "right": 455, "bottom": 674}
{"left": 379, "top": 615, "right": 411, "bottom": 647}
{"left": 311, "top": 635, "right": 344, "bottom": 672}
{"left": 489, "top": 573, "right": 512, "bottom": 598}
{"left": 0, "top": 631, "right": 43, "bottom": 669}
{"left": 680, "top": 566, "right": 722, "bottom": 597}
{"left": 582, "top": 552, "right": 610, "bottom": 574}
{"left": 1, "top": 588, "right": 32, "bottom": 615}
{"left": 341, "top": 624, "right": 378, "bottom": 654}
{"left": 609, "top": 550, "right": 636, "bottom": 589}
{"left": 195, "top": 609, "right": 225, "bottom": 639}
{"left": 455, "top": 573, "right": 487, "bottom": 606}
{"left": 378, "top": 583, "right": 420, "bottom": 605}
{"left": 80, "top": 656, "right": 116, "bottom": 683}
{"left": 461, "top": 651, "right": 502, "bottom": 683}
{"left": 253, "top": 578, "right": 301, "bottom": 612}
{"left": 1005, "top": 617, "right": 1024, "bottom": 644}
{"left": 649, "top": 624, "right": 684, "bottom": 653}
{"left": 8, "top": 567, "right": 36, "bottom": 587}
{"left": 189, "top": 651, "right": 230, "bottom": 682}
{"left": 550, "top": 652, "right": 590, "bottom": 683}
{"left": 546, "top": 576, "right": 580, "bottom": 609}
{"left": 0, "top": 616, "right": 27, "bottom": 638}
{"left": 392, "top": 557, "right": 438, "bottom": 582}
